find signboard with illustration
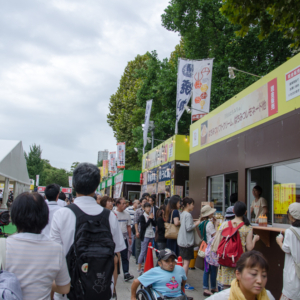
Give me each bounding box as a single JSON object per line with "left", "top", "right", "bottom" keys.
{"left": 200, "top": 79, "right": 278, "bottom": 146}
{"left": 158, "top": 162, "right": 172, "bottom": 182}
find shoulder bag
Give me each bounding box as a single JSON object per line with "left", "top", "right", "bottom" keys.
{"left": 164, "top": 211, "right": 179, "bottom": 239}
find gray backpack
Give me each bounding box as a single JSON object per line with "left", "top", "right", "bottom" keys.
{"left": 289, "top": 228, "right": 300, "bottom": 279}
{"left": 0, "top": 238, "right": 23, "bottom": 300}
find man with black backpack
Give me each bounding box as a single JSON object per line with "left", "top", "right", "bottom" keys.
{"left": 50, "top": 163, "right": 126, "bottom": 300}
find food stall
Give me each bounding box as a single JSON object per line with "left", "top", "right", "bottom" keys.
{"left": 189, "top": 52, "right": 300, "bottom": 299}
{"left": 106, "top": 177, "right": 114, "bottom": 197}
{"left": 112, "top": 170, "right": 141, "bottom": 200}
{"left": 141, "top": 135, "right": 190, "bottom": 206}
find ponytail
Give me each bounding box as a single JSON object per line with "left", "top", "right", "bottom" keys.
{"left": 242, "top": 215, "right": 250, "bottom": 226}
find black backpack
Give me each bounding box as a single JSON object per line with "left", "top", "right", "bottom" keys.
{"left": 66, "top": 204, "right": 115, "bottom": 300}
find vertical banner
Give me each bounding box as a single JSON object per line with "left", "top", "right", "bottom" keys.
{"left": 175, "top": 58, "right": 193, "bottom": 133}
{"left": 109, "top": 152, "right": 117, "bottom": 174}
{"left": 143, "top": 99, "right": 153, "bottom": 149}
{"left": 103, "top": 160, "right": 109, "bottom": 177}
{"left": 192, "top": 59, "right": 214, "bottom": 121}
{"left": 36, "top": 175, "right": 40, "bottom": 187}
{"left": 117, "top": 142, "right": 126, "bottom": 168}
{"left": 68, "top": 176, "right": 73, "bottom": 188}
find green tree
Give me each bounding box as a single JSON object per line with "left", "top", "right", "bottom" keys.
{"left": 220, "top": 0, "right": 300, "bottom": 50}
{"left": 161, "top": 0, "right": 294, "bottom": 110}
{"left": 107, "top": 54, "right": 149, "bottom": 170}
{"left": 24, "top": 144, "right": 44, "bottom": 185}
{"left": 97, "top": 160, "right": 103, "bottom": 167}
{"left": 70, "top": 162, "right": 80, "bottom": 172}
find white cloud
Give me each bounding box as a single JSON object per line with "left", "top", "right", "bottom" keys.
{"left": 0, "top": 0, "right": 179, "bottom": 171}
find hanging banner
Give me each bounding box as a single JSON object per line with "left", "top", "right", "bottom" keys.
{"left": 68, "top": 176, "right": 73, "bottom": 188}
{"left": 109, "top": 152, "right": 117, "bottom": 174}
{"left": 114, "top": 182, "right": 123, "bottom": 198}
{"left": 117, "top": 142, "right": 126, "bottom": 168}
{"left": 36, "top": 175, "right": 40, "bottom": 187}
{"left": 103, "top": 160, "right": 109, "bottom": 177}
{"left": 175, "top": 58, "right": 193, "bottom": 133}
{"left": 143, "top": 99, "right": 153, "bottom": 149}
{"left": 192, "top": 59, "right": 214, "bottom": 121}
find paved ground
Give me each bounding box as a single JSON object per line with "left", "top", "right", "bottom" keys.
{"left": 116, "top": 255, "right": 206, "bottom": 300}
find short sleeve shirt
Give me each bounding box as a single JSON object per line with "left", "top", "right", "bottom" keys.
{"left": 169, "top": 209, "right": 180, "bottom": 224}
{"left": 251, "top": 197, "right": 267, "bottom": 219}
{"left": 138, "top": 265, "right": 187, "bottom": 297}
{"left": 6, "top": 233, "right": 70, "bottom": 300}
{"left": 115, "top": 210, "right": 131, "bottom": 234}
{"left": 206, "top": 221, "right": 216, "bottom": 243}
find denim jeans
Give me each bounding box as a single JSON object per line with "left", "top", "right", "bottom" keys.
{"left": 203, "top": 264, "right": 218, "bottom": 290}
{"left": 138, "top": 237, "right": 152, "bottom": 264}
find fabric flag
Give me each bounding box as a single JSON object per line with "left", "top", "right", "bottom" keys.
{"left": 103, "top": 160, "right": 109, "bottom": 177}
{"left": 143, "top": 99, "right": 153, "bottom": 149}
{"left": 68, "top": 176, "right": 72, "bottom": 188}
{"left": 117, "top": 142, "right": 125, "bottom": 168}
{"left": 36, "top": 175, "right": 39, "bottom": 187}
{"left": 192, "top": 59, "right": 214, "bottom": 121}
{"left": 175, "top": 58, "right": 193, "bottom": 134}
{"left": 109, "top": 152, "right": 117, "bottom": 174}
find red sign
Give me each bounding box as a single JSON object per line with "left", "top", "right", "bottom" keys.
{"left": 268, "top": 78, "right": 278, "bottom": 116}
{"left": 37, "top": 186, "right": 46, "bottom": 192}
{"left": 61, "top": 188, "right": 72, "bottom": 194}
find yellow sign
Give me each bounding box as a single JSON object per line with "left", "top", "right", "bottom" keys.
{"left": 165, "top": 180, "right": 170, "bottom": 185}
{"left": 274, "top": 183, "right": 296, "bottom": 215}
{"left": 142, "top": 135, "right": 189, "bottom": 172}
{"left": 190, "top": 52, "right": 300, "bottom": 154}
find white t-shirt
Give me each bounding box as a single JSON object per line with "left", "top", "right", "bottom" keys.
{"left": 282, "top": 226, "right": 300, "bottom": 299}
{"left": 125, "top": 206, "right": 135, "bottom": 225}
{"left": 50, "top": 196, "right": 126, "bottom": 256}
{"left": 206, "top": 221, "right": 216, "bottom": 243}
{"left": 115, "top": 210, "right": 131, "bottom": 235}
{"left": 0, "top": 192, "right": 3, "bottom": 198}
{"left": 42, "top": 201, "right": 61, "bottom": 238}
{"left": 6, "top": 233, "right": 70, "bottom": 300}
{"left": 57, "top": 199, "right": 67, "bottom": 207}
{"left": 251, "top": 197, "right": 267, "bottom": 220}
{"left": 206, "top": 287, "right": 275, "bottom": 300}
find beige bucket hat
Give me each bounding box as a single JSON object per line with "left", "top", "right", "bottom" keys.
{"left": 201, "top": 205, "right": 216, "bottom": 218}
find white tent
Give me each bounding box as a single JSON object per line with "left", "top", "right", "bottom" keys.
{"left": 0, "top": 140, "right": 30, "bottom": 208}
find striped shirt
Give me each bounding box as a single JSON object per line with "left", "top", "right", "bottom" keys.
{"left": 6, "top": 233, "right": 70, "bottom": 300}
{"left": 125, "top": 206, "right": 135, "bottom": 225}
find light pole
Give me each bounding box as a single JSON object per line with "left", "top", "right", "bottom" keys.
{"left": 228, "top": 67, "right": 262, "bottom": 79}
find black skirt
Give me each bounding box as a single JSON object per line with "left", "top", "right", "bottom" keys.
{"left": 179, "top": 245, "right": 194, "bottom": 260}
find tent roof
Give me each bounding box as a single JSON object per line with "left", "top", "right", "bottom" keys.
{"left": 0, "top": 140, "right": 30, "bottom": 185}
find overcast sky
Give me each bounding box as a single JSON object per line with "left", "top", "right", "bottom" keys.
{"left": 0, "top": 0, "right": 179, "bottom": 171}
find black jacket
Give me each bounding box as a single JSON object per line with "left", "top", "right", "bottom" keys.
{"left": 138, "top": 214, "right": 156, "bottom": 242}
{"left": 156, "top": 217, "right": 167, "bottom": 243}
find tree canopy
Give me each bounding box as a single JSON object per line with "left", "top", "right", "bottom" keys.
{"left": 220, "top": 0, "right": 300, "bottom": 50}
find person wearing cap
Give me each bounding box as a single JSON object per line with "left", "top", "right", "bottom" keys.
{"left": 131, "top": 249, "right": 188, "bottom": 300}
{"left": 276, "top": 202, "right": 300, "bottom": 300}
{"left": 199, "top": 205, "right": 218, "bottom": 296}
{"left": 224, "top": 206, "right": 235, "bottom": 221}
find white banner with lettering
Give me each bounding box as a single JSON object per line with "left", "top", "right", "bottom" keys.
{"left": 143, "top": 99, "right": 153, "bottom": 149}
{"left": 36, "top": 175, "right": 39, "bottom": 187}
{"left": 117, "top": 142, "right": 125, "bottom": 168}
{"left": 68, "top": 176, "right": 73, "bottom": 188}
{"left": 114, "top": 182, "right": 123, "bottom": 198}
{"left": 109, "top": 152, "right": 117, "bottom": 174}
{"left": 192, "top": 59, "right": 214, "bottom": 121}
{"left": 175, "top": 58, "right": 193, "bottom": 133}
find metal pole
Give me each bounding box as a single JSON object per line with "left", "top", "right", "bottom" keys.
{"left": 151, "top": 128, "right": 154, "bottom": 149}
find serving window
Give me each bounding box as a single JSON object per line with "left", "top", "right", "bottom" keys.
{"left": 273, "top": 160, "right": 300, "bottom": 225}
{"left": 208, "top": 172, "right": 238, "bottom": 214}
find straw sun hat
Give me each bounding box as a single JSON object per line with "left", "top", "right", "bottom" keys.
{"left": 201, "top": 205, "right": 216, "bottom": 218}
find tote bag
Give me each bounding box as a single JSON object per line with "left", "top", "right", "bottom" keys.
{"left": 164, "top": 211, "right": 179, "bottom": 239}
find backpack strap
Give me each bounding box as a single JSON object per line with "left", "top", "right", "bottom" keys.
{"left": 290, "top": 227, "right": 300, "bottom": 241}
{"left": 227, "top": 221, "right": 244, "bottom": 237}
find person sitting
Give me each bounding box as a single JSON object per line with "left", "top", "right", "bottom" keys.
{"left": 206, "top": 250, "right": 275, "bottom": 300}
{"left": 131, "top": 249, "right": 187, "bottom": 300}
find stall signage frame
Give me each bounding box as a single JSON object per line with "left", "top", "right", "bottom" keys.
{"left": 147, "top": 168, "right": 157, "bottom": 184}
{"left": 158, "top": 162, "right": 172, "bottom": 182}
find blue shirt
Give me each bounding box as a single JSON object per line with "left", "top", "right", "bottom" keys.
{"left": 138, "top": 265, "right": 187, "bottom": 297}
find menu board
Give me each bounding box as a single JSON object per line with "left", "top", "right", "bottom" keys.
{"left": 274, "top": 183, "right": 296, "bottom": 215}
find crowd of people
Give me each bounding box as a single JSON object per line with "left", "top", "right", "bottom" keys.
{"left": 0, "top": 162, "right": 299, "bottom": 300}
